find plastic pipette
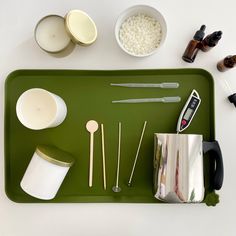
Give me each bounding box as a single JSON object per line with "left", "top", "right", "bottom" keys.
{"left": 111, "top": 83, "right": 179, "bottom": 88}
{"left": 112, "top": 96, "right": 181, "bottom": 104}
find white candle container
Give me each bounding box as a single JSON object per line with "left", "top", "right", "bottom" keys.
{"left": 16, "top": 88, "right": 67, "bottom": 130}
{"left": 20, "top": 145, "right": 74, "bottom": 200}
{"left": 35, "top": 15, "right": 72, "bottom": 53}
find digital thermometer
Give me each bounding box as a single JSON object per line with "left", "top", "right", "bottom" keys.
{"left": 176, "top": 89, "right": 201, "bottom": 133}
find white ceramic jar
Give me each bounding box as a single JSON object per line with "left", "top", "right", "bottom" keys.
{"left": 20, "top": 145, "right": 74, "bottom": 200}
{"left": 16, "top": 88, "right": 67, "bottom": 130}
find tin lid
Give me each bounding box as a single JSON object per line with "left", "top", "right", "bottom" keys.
{"left": 36, "top": 145, "right": 75, "bottom": 167}
{"left": 65, "top": 10, "right": 97, "bottom": 45}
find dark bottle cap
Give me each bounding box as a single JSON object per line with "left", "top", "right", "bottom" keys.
{"left": 208, "top": 31, "right": 223, "bottom": 46}
{"left": 224, "top": 55, "right": 236, "bottom": 68}
{"left": 228, "top": 93, "right": 236, "bottom": 107}
{"left": 232, "top": 55, "right": 236, "bottom": 63}
{"left": 193, "top": 25, "right": 206, "bottom": 41}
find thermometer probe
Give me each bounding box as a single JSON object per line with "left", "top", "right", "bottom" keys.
{"left": 176, "top": 89, "right": 201, "bottom": 133}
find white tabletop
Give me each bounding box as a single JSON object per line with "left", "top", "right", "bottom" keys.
{"left": 0, "top": 0, "right": 235, "bottom": 235}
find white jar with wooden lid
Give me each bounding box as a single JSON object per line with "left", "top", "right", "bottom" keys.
{"left": 20, "top": 145, "right": 75, "bottom": 200}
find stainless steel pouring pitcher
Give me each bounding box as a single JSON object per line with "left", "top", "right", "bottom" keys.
{"left": 153, "top": 133, "right": 223, "bottom": 203}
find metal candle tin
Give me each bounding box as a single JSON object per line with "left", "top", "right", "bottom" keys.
{"left": 34, "top": 10, "right": 97, "bottom": 54}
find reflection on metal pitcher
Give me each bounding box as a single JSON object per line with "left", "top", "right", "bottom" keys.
{"left": 154, "top": 133, "right": 204, "bottom": 203}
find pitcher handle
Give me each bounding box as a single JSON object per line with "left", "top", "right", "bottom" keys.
{"left": 203, "top": 141, "right": 224, "bottom": 190}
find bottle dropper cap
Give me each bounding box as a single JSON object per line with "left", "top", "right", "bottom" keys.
{"left": 232, "top": 55, "right": 236, "bottom": 63}
{"left": 208, "top": 31, "right": 223, "bottom": 46}
{"left": 228, "top": 93, "right": 236, "bottom": 107}
{"left": 193, "top": 25, "right": 206, "bottom": 41}
{"left": 214, "top": 31, "right": 222, "bottom": 39}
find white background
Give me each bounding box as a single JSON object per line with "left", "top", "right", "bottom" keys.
{"left": 0, "top": 0, "right": 235, "bottom": 235}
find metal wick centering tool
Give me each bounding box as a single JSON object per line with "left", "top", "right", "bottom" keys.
{"left": 128, "top": 121, "right": 147, "bottom": 186}
{"left": 112, "top": 122, "right": 122, "bottom": 193}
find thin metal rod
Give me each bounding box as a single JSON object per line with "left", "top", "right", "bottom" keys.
{"left": 101, "top": 124, "right": 107, "bottom": 190}
{"left": 128, "top": 121, "right": 147, "bottom": 186}
{"left": 115, "top": 122, "right": 121, "bottom": 188}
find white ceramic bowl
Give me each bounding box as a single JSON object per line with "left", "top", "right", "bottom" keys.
{"left": 115, "top": 5, "right": 167, "bottom": 57}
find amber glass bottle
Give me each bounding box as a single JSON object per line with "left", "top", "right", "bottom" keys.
{"left": 182, "top": 25, "right": 206, "bottom": 63}
{"left": 217, "top": 55, "right": 236, "bottom": 72}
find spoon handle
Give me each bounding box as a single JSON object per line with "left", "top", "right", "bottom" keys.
{"left": 89, "top": 132, "right": 94, "bottom": 187}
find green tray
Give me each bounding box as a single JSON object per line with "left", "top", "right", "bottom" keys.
{"left": 4, "top": 69, "right": 218, "bottom": 205}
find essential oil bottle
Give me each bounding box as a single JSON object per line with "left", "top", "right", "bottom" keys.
{"left": 182, "top": 25, "right": 206, "bottom": 63}
{"left": 200, "top": 31, "right": 222, "bottom": 52}
{"left": 217, "top": 55, "right": 236, "bottom": 72}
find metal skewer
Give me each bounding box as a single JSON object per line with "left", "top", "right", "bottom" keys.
{"left": 128, "top": 121, "right": 147, "bottom": 186}
{"left": 112, "top": 122, "right": 122, "bottom": 193}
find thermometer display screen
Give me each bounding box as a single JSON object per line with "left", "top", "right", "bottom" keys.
{"left": 183, "top": 108, "right": 194, "bottom": 120}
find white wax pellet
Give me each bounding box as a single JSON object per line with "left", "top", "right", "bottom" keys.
{"left": 119, "top": 14, "right": 162, "bottom": 56}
